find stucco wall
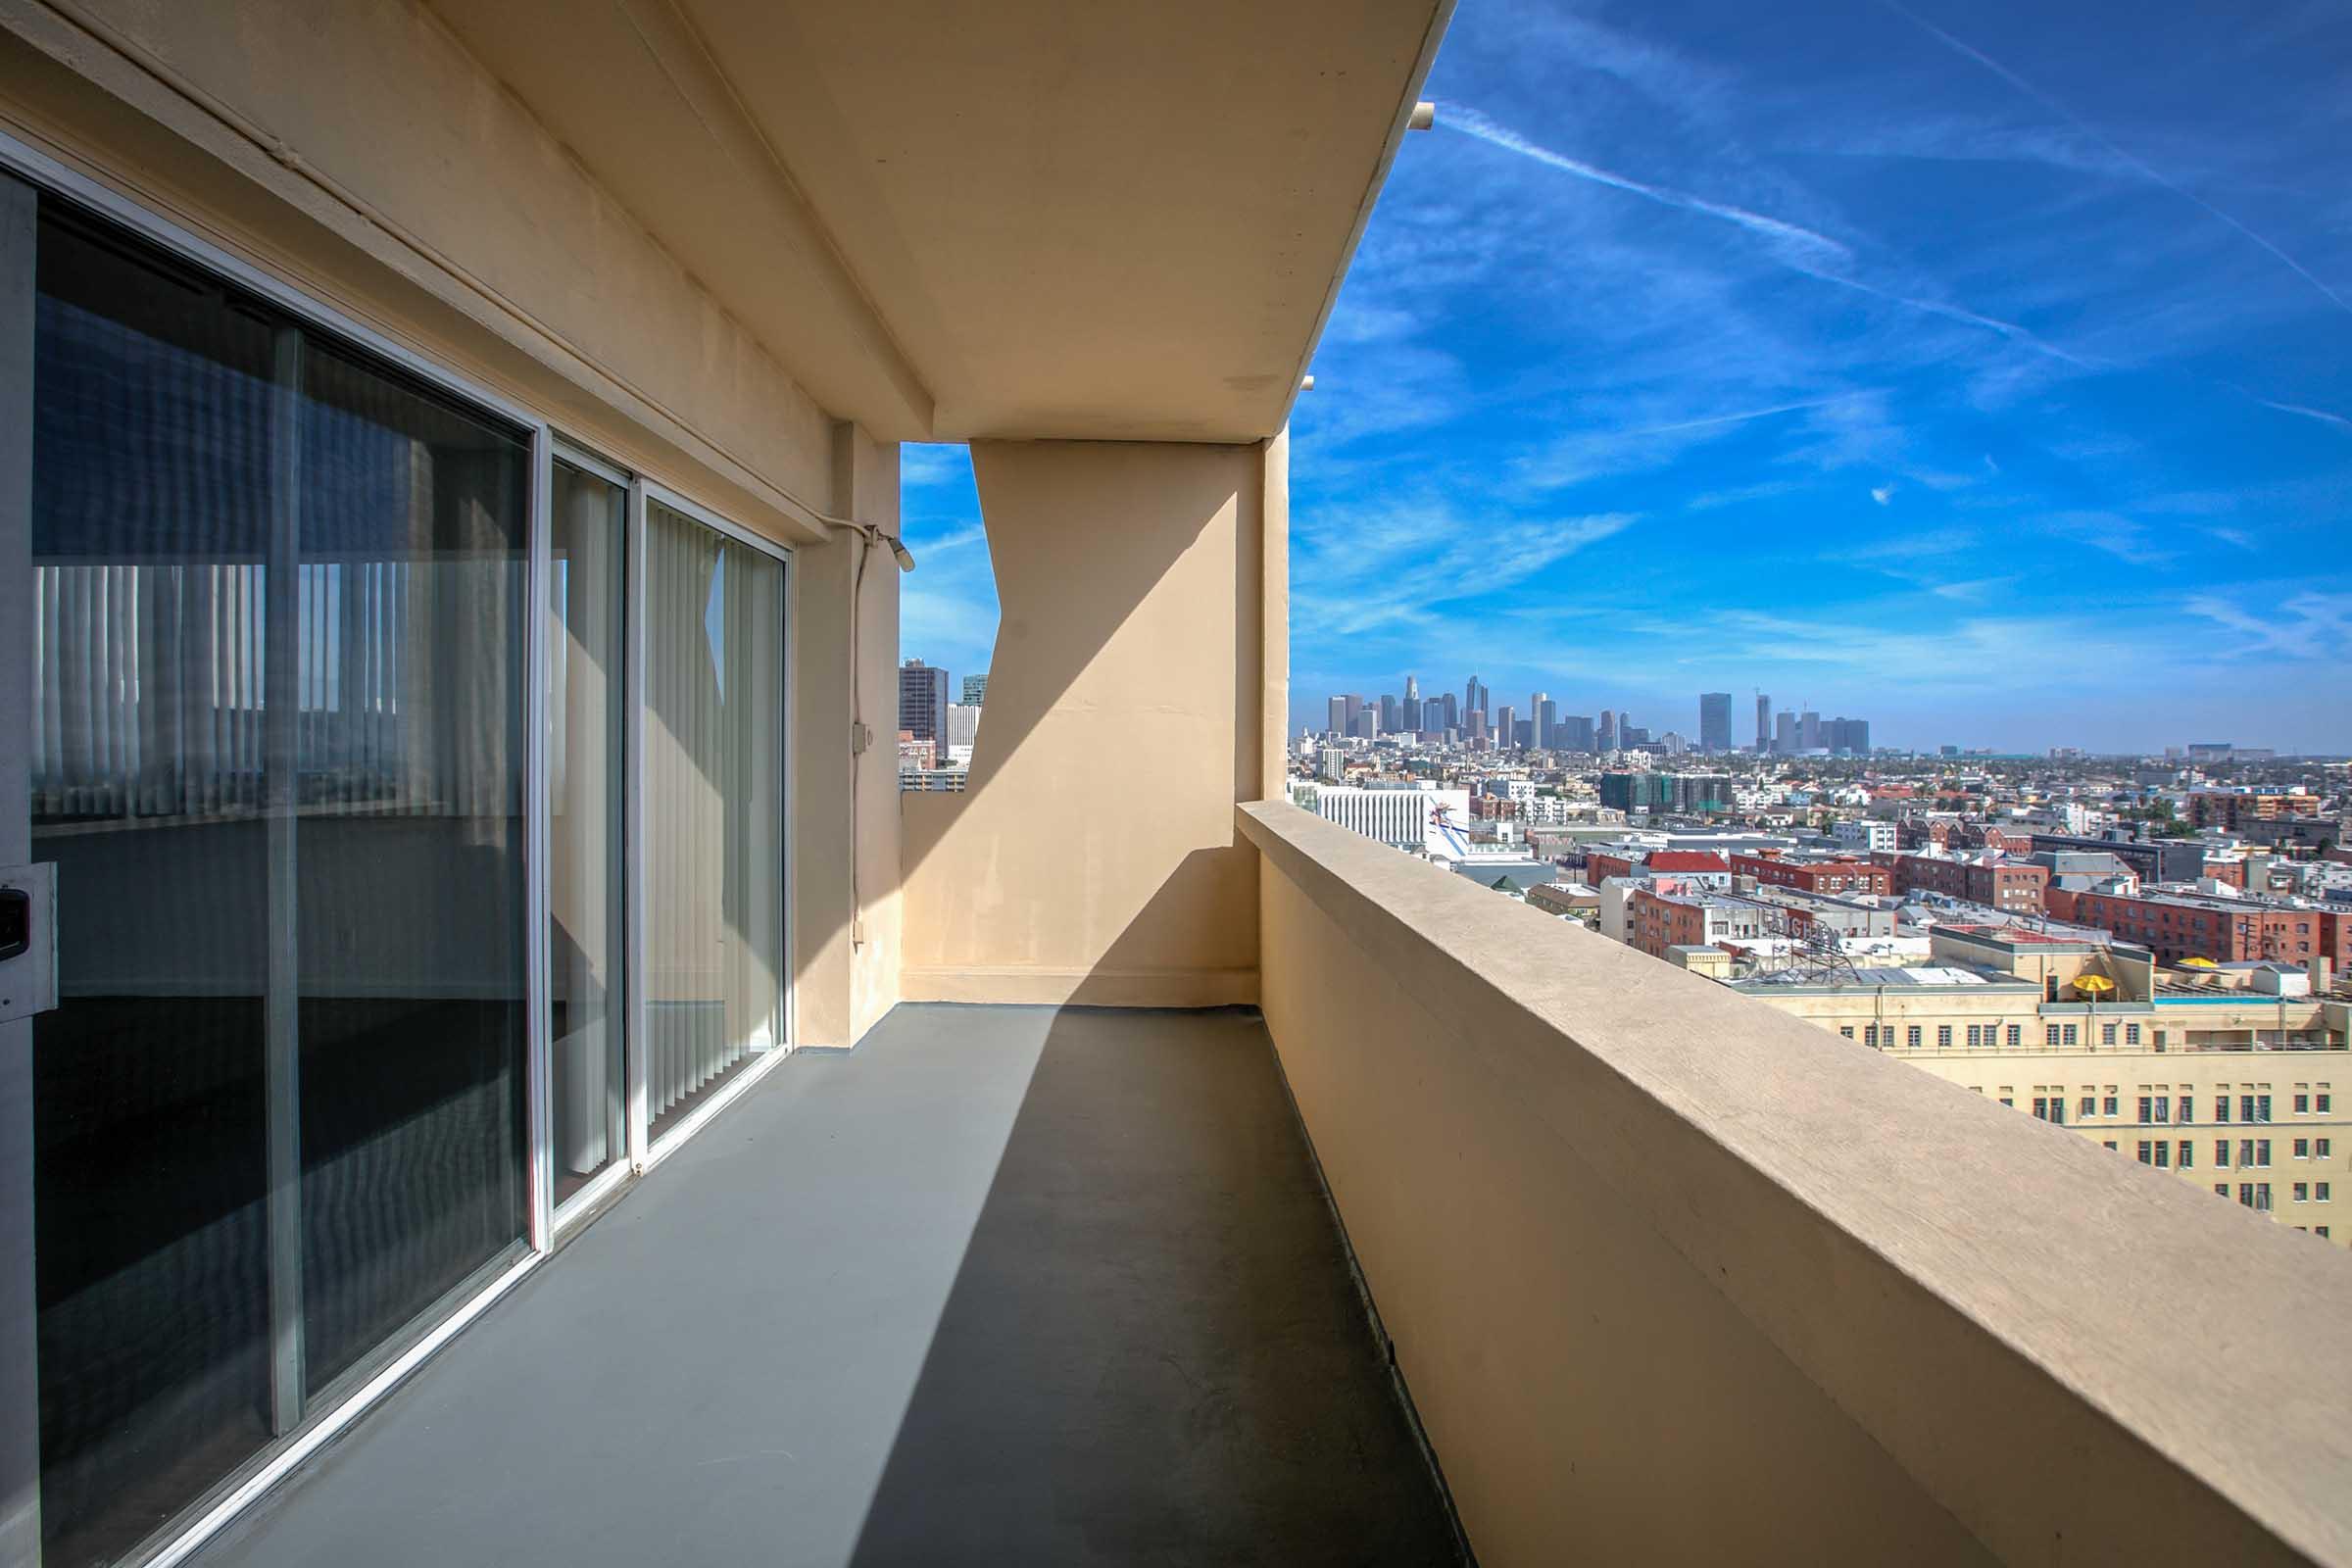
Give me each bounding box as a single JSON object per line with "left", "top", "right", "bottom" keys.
{"left": 0, "top": 0, "right": 839, "bottom": 544}
{"left": 1244, "top": 799, "right": 2352, "bottom": 1566}
{"left": 900, "top": 439, "right": 1268, "bottom": 1005}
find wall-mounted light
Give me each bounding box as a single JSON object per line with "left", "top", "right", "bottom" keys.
{"left": 1408, "top": 101, "right": 1437, "bottom": 131}
{"left": 882, "top": 533, "right": 915, "bottom": 571}
{"left": 1300, "top": 374, "right": 1316, "bottom": 392}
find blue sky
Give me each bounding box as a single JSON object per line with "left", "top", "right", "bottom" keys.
{"left": 899, "top": 0, "right": 2352, "bottom": 755}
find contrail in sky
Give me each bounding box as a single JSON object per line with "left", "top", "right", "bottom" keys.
{"left": 1446, "top": 106, "right": 1852, "bottom": 267}
{"left": 1881, "top": 0, "right": 2352, "bottom": 318}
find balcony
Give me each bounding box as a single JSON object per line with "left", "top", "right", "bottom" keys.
{"left": 190, "top": 1004, "right": 1462, "bottom": 1566}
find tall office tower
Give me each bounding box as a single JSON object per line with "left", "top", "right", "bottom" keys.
{"left": 1467, "top": 710, "right": 1488, "bottom": 744}
{"left": 962, "top": 672, "right": 988, "bottom": 706}
{"left": 1495, "top": 705, "right": 1516, "bottom": 747}
{"left": 1327, "top": 697, "right": 1348, "bottom": 735}
{"left": 1379, "top": 694, "right": 1400, "bottom": 734}
{"left": 1564, "top": 714, "right": 1595, "bottom": 753}
{"left": 1800, "top": 710, "right": 1822, "bottom": 751}
{"left": 1513, "top": 719, "right": 1535, "bottom": 748}
{"left": 1699, "top": 692, "right": 1732, "bottom": 754}
{"left": 1403, "top": 674, "right": 1419, "bottom": 707}
{"left": 1349, "top": 709, "right": 1376, "bottom": 740}
{"left": 1439, "top": 692, "right": 1459, "bottom": 731}
{"left": 1756, "top": 692, "right": 1772, "bottom": 752}
{"left": 1465, "top": 675, "right": 1489, "bottom": 722}
{"left": 1597, "top": 710, "right": 1617, "bottom": 752}
{"left": 1536, "top": 697, "right": 1558, "bottom": 749}
{"left": 1775, "top": 710, "right": 1796, "bottom": 754}
{"left": 1828, "top": 716, "right": 1871, "bottom": 756}
{"left": 1343, "top": 694, "right": 1365, "bottom": 730}
{"left": 1400, "top": 691, "right": 1422, "bottom": 731}
{"left": 899, "top": 659, "right": 953, "bottom": 743}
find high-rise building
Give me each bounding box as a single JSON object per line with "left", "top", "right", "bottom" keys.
{"left": 1562, "top": 714, "right": 1595, "bottom": 753}
{"left": 1465, "top": 675, "right": 1489, "bottom": 722}
{"left": 1439, "top": 692, "right": 1459, "bottom": 732}
{"left": 1699, "top": 692, "right": 1732, "bottom": 754}
{"left": 961, "top": 672, "right": 988, "bottom": 706}
{"left": 1495, "top": 704, "right": 1516, "bottom": 747}
{"left": 1326, "top": 697, "right": 1348, "bottom": 735}
{"left": 1755, "top": 692, "right": 1771, "bottom": 752}
{"left": 899, "top": 659, "right": 953, "bottom": 743}
{"left": 1800, "top": 710, "right": 1823, "bottom": 752}
{"left": 1400, "top": 675, "right": 1422, "bottom": 732}
{"left": 1379, "top": 694, "right": 1400, "bottom": 734}
{"left": 1349, "top": 709, "right": 1376, "bottom": 741}
{"left": 1597, "top": 710, "right": 1617, "bottom": 753}
{"left": 1536, "top": 697, "right": 1558, "bottom": 749}
{"left": 1775, "top": 710, "right": 1797, "bottom": 754}
{"left": 1828, "top": 716, "right": 1871, "bottom": 756}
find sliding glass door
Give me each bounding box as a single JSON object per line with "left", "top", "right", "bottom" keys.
{"left": 2, "top": 163, "right": 793, "bottom": 1568}
{"left": 642, "top": 498, "right": 786, "bottom": 1143}
{"left": 23, "top": 194, "right": 530, "bottom": 1565}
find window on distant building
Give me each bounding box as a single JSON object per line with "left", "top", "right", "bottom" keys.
{"left": 2320, "top": 1139, "right": 2334, "bottom": 1158}
{"left": 2046, "top": 1024, "right": 2061, "bottom": 1047}
{"left": 2295, "top": 1138, "right": 2310, "bottom": 1159}
{"left": 2259, "top": 1140, "right": 2273, "bottom": 1167}
{"left": 2062, "top": 1024, "right": 2079, "bottom": 1046}
{"left": 2217, "top": 1141, "right": 2231, "bottom": 1168}
{"left": 2006, "top": 1024, "right": 2021, "bottom": 1048}
{"left": 2321, "top": 1089, "right": 2333, "bottom": 1114}
{"left": 2179, "top": 1141, "right": 2193, "bottom": 1168}
{"left": 1937, "top": 1025, "right": 1952, "bottom": 1049}
{"left": 2137, "top": 1095, "right": 2152, "bottom": 1123}
{"left": 1838, "top": 1026, "right": 1853, "bottom": 1039}
{"left": 2257, "top": 1183, "right": 2273, "bottom": 1211}
{"left": 2126, "top": 1023, "right": 2141, "bottom": 1045}
{"left": 2104, "top": 1092, "right": 2119, "bottom": 1116}
{"left": 2295, "top": 1090, "right": 2310, "bottom": 1114}
{"left": 2320, "top": 1227, "right": 2331, "bottom": 1239}
{"left": 2101, "top": 1022, "right": 2117, "bottom": 1046}
{"left": 2177, "top": 1095, "right": 2193, "bottom": 1124}
{"left": 2321, "top": 1182, "right": 2333, "bottom": 1202}
{"left": 1907, "top": 1025, "right": 1922, "bottom": 1049}
{"left": 2079, "top": 1095, "right": 2096, "bottom": 1119}
{"left": 2217, "top": 1095, "right": 2231, "bottom": 1123}
{"left": 2136, "top": 1141, "right": 2152, "bottom": 1164}
{"left": 2215, "top": 1183, "right": 2230, "bottom": 1198}
{"left": 2294, "top": 1182, "right": 2309, "bottom": 1202}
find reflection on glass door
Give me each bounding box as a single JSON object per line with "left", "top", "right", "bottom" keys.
{"left": 643, "top": 499, "right": 784, "bottom": 1142}
{"left": 24, "top": 195, "right": 530, "bottom": 1564}
{"left": 549, "top": 457, "right": 627, "bottom": 1205}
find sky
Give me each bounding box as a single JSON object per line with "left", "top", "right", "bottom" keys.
{"left": 897, "top": 0, "right": 2352, "bottom": 756}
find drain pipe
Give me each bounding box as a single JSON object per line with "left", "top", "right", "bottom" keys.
{"left": 832, "top": 515, "right": 915, "bottom": 949}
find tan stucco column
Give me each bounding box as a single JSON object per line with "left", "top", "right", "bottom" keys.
{"left": 792, "top": 422, "right": 903, "bottom": 1048}
{"left": 899, "top": 437, "right": 1281, "bottom": 1006}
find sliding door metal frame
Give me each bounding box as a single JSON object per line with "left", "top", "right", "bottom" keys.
{"left": 0, "top": 166, "right": 43, "bottom": 1568}
{"left": 547, "top": 439, "right": 636, "bottom": 1235}
{"left": 525, "top": 426, "right": 555, "bottom": 1253}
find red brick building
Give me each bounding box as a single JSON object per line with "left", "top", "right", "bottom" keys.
{"left": 1874, "top": 852, "right": 2046, "bottom": 914}
{"left": 1730, "top": 853, "right": 1889, "bottom": 896}
{"left": 2061, "top": 890, "right": 2349, "bottom": 965}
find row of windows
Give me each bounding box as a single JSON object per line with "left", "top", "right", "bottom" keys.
{"left": 2115, "top": 1137, "right": 2339, "bottom": 1178}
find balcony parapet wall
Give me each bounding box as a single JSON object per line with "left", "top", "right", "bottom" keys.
{"left": 1241, "top": 799, "right": 2352, "bottom": 1567}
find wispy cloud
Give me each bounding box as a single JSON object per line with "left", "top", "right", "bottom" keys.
{"left": 2184, "top": 591, "right": 2352, "bottom": 659}
{"left": 1870, "top": 483, "right": 1895, "bottom": 505}
{"left": 1882, "top": 0, "right": 2352, "bottom": 318}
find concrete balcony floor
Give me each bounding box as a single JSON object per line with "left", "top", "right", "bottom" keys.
{"left": 196, "top": 1004, "right": 1461, "bottom": 1567}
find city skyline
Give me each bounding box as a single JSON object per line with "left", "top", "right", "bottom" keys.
{"left": 897, "top": 0, "right": 2352, "bottom": 756}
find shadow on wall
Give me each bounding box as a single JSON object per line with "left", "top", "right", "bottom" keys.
{"left": 841, "top": 1002, "right": 1459, "bottom": 1567}
{"left": 898, "top": 439, "right": 1268, "bottom": 1004}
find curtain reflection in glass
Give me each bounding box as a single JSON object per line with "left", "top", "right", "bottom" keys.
{"left": 644, "top": 501, "right": 784, "bottom": 1140}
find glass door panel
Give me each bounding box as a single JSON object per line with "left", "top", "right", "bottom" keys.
{"left": 549, "top": 457, "right": 626, "bottom": 1204}
{"left": 28, "top": 199, "right": 279, "bottom": 1567}
{"left": 292, "top": 338, "right": 529, "bottom": 1395}
{"left": 643, "top": 499, "right": 784, "bottom": 1141}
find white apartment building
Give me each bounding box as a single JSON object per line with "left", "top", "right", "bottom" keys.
{"left": 1306, "top": 786, "right": 1473, "bottom": 851}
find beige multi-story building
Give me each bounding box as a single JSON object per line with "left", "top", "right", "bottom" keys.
{"left": 1731, "top": 927, "right": 2352, "bottom": 1245}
